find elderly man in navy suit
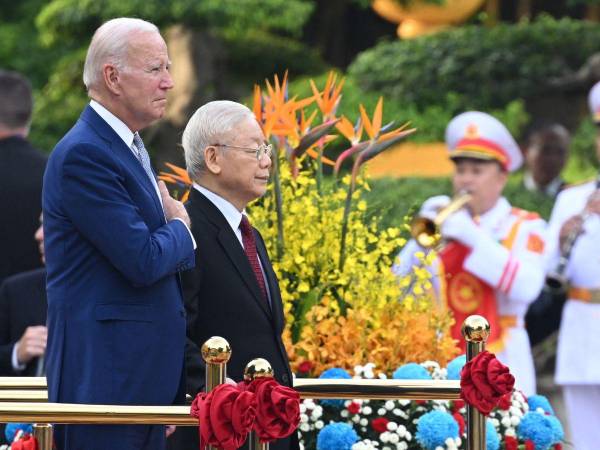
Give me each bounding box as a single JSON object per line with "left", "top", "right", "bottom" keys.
{"left": 43, "top": 18, "right": 195, "bottom": 450}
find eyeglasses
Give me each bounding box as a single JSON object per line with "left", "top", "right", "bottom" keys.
{"left": 212, "top": 143, "right": 273, "bottom": 161}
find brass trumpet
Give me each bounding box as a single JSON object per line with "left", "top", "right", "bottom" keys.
{"left": 411, "top": 192, "right": 472, "bottom": 248}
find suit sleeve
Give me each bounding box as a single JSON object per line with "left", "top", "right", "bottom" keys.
{"left": 0, "top": 280, "right": 16, "bottom": 375}
{"left": 463, "top": 218, "right": 547, "bottom": 304}
{"left": 181, "top": 248, "right": 206, "bottom": 394}
{"left": 60, "top": 143, "right": 194, "bottom": 286}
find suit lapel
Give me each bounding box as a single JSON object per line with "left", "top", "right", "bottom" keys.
{"left": 256, "top": 234, "right": 283, "bottom": 330}
{"left": 80, "top": 106, "right": 165, "bottom": 224}
{"left": 191, "top": 190, "right": 273, "bottom": 320}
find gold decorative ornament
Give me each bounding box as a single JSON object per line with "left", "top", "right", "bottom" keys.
{"left": 461, "top": 315, "right": 490, "bottom": 343}
{"left": 371, "top": 0, "right": 485, "bottom": 38}
{"left": 244, "top": 358, "right": 274, "bottom": 381}
{"left": 201, "top": 336, "right": 232, "bottom": 365}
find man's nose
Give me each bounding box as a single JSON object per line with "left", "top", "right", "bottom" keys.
{"left": 161, "top": 71, "right": 174, "bottom": 90}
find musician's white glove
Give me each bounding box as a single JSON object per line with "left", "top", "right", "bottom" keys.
{"left": 440, "top": 209, "right": 485, "bottom": 248}
{"left": 419, "top": 195, "right": 451, "bottom": 220}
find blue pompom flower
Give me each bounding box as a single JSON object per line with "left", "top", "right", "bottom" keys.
{"left": 527, "top": 395, "right": 555, "bottom": 415}
{"left": 316, "top": 422, "right": 359, "bottom": 450}
{"left": 486, "top": 419, "right": 500, "bottom": 450}
{"left": 517, "top": 412, "right": 557, "bottom": 450}
{"left": 392, "top": 363, "right": 431, "bottom": 380}
{"left": 446, "top": 355, "right": 466, "bottom": 380}
{"left": 547, "top": 415, "right": 564, "bottom": 443}
{"left": 319, "top": 367, "right": 352, "bottom": 408}
{"left": 415, "top": 410, "right": 459, "bottom": 450}
{"left": 5, "top": 423, "right": 33, "bottom": 443}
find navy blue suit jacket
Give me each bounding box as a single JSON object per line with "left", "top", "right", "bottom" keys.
{"left": 43, "top": 105, "right": 194, "bottom": 427}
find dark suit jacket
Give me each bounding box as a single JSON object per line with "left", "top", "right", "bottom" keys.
{"left": 169, "top": 188, "right": 297, "bottom": 450}
{"left": 43, "top": 105, "right": 195, "bottom": 449}
{"left": 0, "top": 268, "right": 47, "bottom": 446}
{"left": 0, "top": 136, "right": 46, "bottom": 285}
{"left": 0, "top": 268, "right": 47, "bottom": 376}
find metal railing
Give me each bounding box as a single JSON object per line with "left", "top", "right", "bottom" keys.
{"left": 0, "top": 315, "right": 491, "bottom": 450}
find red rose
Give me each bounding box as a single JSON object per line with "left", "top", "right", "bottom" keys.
{"left": 460, "top": 351, "right": 515, "bottom": 415}
{"left": 498, "top": 393, "right": 512, "bottom": 410}
{"left": 554, "top": 444, "right": 563, "bottom": 450}
{"left": 371, "top": 417, "right": 389, "bottom": 434}
{"left": 525, "top": 440, "right": 535, "bottom": 450}
{"left": 298, "top": 361, "right": 313, "bottom": 374}
{"left": 415, "top": 400, "right": 427, "bottom": 405}
{"left": 347, "top": 402, "right": 361, "bottom": 414}
{"left": 190, "top": 384, "right": 257, "bottom": 450}
{"left": 504, "top": 435, "right": 518, "bottom": 450}
{"left": 10, "top": 435, "right": 37, "bottom": 450}
{"left": 246, "top": 378, "right": 301, "bottom": 442}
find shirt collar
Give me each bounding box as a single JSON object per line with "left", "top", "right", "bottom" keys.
{"left": 524, "top": 171, "right": 563, "bottom": 197}
{"left": 89, "top": 100, "right": 135, "bottom": 148}
{"left": 193, "top": 183, "right": 244, "bottom": 233}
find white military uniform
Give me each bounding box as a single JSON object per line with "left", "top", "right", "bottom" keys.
{"left": 394, "top": 111, "right": 547, "bottom": 396}
{"left": 395, "top": 197, "right": 546, "bottom": 396}
{"left": 547, "top": 180, "right": 600, "bottom": 450}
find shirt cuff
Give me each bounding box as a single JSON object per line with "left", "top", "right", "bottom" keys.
{"left": 11, "top": 343, "right": 26, "bottom": 372}
{"left": 173, "top": 217, "right": 197, "bottom": 250}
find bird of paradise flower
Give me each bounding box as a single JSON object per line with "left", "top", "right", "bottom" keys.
{"left": 160, "top": 71, "right": 416, "bottom": 268}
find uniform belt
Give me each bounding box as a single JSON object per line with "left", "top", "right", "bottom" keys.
{"left": 500, "top": 315, "right": 519, "bottom": 328}
{"left": 569, "top": 287, "right": 600, "bottom": 304}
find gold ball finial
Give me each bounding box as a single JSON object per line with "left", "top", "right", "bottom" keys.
{"left": 461, "top": 315, "right": 490, "bottom": 343}
{"left": 201, "top": 336, "right": 232, "bottom": 364}
{"left": 243, "top": 358, "right": 274, "bottom": 381}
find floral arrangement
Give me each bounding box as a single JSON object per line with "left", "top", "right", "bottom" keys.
{"left": 1, "top": 423, "right": 36, "bottom": 450}
{"left": 299, "top": 358, "right": 564, "bottom": 450}
{"left": 161, "top": 71, "right": 459, "bottom": 374}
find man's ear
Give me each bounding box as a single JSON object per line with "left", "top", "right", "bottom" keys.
{"left": 204, "top": 146, "right": 222, "bottom": 175}
{"left": 103, "top": 64, "right": 122, "bottom": 96}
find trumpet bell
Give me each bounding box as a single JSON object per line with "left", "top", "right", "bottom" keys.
{"left": 410, "top": 192, "right": 472, "bottom": 249}
{"left": 411, "top": 217, "right": 442, "bottom": 248}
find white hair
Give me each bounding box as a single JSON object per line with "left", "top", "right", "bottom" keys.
{"left": 182, "top": 100, "right": 255, "bottom": 181}
{"left": 83, "top": 17, "right": 159, "bottom": 91}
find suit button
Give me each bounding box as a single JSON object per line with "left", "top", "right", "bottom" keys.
{"left": 281, "top": 374, "right": 289, "bottom": 384}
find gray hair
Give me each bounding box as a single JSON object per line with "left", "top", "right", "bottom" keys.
{"left": 83, "top": 18, "right": 159, "bottom": 91}
{"left": 182, "top": 100, "right": 255, "bottom": 181}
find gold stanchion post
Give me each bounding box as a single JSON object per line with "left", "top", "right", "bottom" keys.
{"left": 201, "top": 336, "right": 232, "bottom": 450}
{"left": 244, "top": 358, "right": 274, "bottom": 450}
{"left": 461, "top": 315, "right": 490, "bottom": 450}
{"left": 33, "top": 423, "right": 53, "bottom": 450}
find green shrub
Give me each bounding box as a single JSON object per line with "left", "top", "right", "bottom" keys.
{"left": 366, "top": 174, "right": 556, "bottom": 232}
{"left": 569, "top": 117, "right": 599, "bottom": 175}
{"left": 348, "top": 15, "right": 600, "bottom": 112}
{"left": 287, "top": 72, "right": 529, "bottom": 143}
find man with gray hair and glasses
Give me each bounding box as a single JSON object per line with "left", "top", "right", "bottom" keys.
{"left": 168, "top": 100, "right": 298, "bottom": 450}
{"left": 43, "top": 17, "right": 195, "bottom": 450}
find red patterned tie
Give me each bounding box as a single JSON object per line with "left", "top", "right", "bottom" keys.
{"left": 240, "top": 215, "right": 268, "bottom": 301}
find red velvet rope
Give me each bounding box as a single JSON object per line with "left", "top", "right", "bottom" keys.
{"left": 191, "top": 378, "right": 300, "bottom": 449}
{"left": 460, "top": 350, "right": 515, "bottom": 415}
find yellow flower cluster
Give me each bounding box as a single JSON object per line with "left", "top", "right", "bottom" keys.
{"left": 249, "top": 160, "right": 459, "bottom": 374}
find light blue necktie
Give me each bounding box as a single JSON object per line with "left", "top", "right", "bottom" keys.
{"left": 132, "top": 132, "right": 159, "bottom": 191}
